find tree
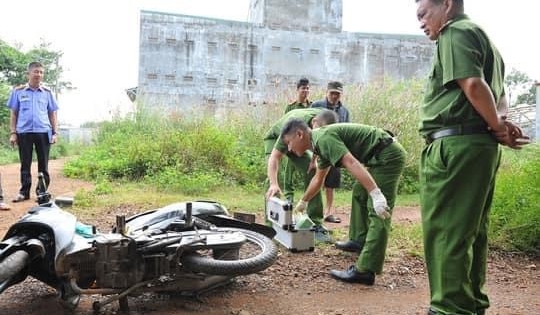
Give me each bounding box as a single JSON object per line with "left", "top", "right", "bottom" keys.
{"left": 505, "top": 68, "right": 536, "bottom": 105}
{"left": 0, "top": 39, "right": 73, "bottom": 127}
{"left": 0, "top": 39, "right": 29, "bottom": 85}
{"left": 26, "top": 41, "right": 75, "bottom": 99}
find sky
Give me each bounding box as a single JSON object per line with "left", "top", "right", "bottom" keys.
{"left": 0, "top": 0, "right": 537, "bottom": 126}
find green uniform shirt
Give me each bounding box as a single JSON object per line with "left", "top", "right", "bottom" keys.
{"left": 264, "top": 108, "right": 323, "bottom": 153}
{"left": 284, "top": 100, "right": 311, "bottom": 113}
{"left": 419, "top": 14, "right": 505, "bottom": 136}
{"left": 311, "top": 123, "right": 390, "bottom": 168}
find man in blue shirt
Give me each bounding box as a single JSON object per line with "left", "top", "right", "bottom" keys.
{"left": 7, "top": 61, "right": 59, "bottom": 202}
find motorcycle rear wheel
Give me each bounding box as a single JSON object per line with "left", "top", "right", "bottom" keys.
{"left": 0, "top": 250, "right": 29, "bottom": 282}
{"left": 181, "top": 228, "right": 277, "bottom": 276}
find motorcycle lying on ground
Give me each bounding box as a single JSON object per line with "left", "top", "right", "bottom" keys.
{"left": 0, "top": 173, "right": 277, "bottom": 312}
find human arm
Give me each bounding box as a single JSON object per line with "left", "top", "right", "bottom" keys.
{"left": 458, "top": 78, "right": 529, "bottom": 149}
{"left": 293, "top": 166, "right": 330, "bottom": 213}
{"left": 49, "top": 110, "right": 58, "bottom": 144}
{"left": 340, "top": 152, "right": 390, "bottom": 219}
{"left": 9, "top": 110, "right": 18, "bottom": 147}
{"left": 265, "top": 149, "right": 285, "bottom": 199}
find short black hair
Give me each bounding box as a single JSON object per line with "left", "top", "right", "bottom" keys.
{"left": 280, "top": 118, "right": 309, "bottom": 139}
{"left": 297, "top": 78, "right": 309, "bottom": 89}
{"left": 315, "top": 109, "right": 338, "bottom": 126}
{"left": 27, "top": 61, "right": 44, "bottom": 71}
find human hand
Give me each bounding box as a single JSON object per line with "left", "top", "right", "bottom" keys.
{"left": 504, "top": 120, "right": 530, "bottom": 149}
{"left": 490, "top": 118, "right": 530, "bottom": 149}
{"left": 265, "top": 184, "right": 282, "bottom": 200}
{"left": 9, "top": 134, "right": 17, "bottom": 147}
{"left": 294, "top": 199, "right": 308, "bottom": 215}
{"left": 369, "top": 188, "right": 391, "bottom": 219}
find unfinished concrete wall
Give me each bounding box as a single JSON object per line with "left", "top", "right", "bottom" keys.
{"left": 137, "top": 1, "right": 434, "bottom": 114}
{"left": 248, "top": 0, "right": 342, "bottom": 32}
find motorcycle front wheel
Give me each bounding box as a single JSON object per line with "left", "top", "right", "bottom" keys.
{"left": 181, "top": 228, "right": 277, "bottom": 276}
{"left": 0, "top": 250, "right": 29, "bottom": 283}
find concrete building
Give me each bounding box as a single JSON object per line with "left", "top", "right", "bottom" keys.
{"left": 136, "top": 0, "right": 435, "bottom": 112}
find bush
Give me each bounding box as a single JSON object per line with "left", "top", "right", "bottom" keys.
{"left": 489, "top": 144, "right": 540, "bottom": 254}
{"left": 340, "top": 78, "right": 425, "bottom": 194}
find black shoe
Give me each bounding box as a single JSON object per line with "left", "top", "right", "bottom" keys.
{"left": 329, "top": 265, "right": 375, "bottom": 285}
{"left": 427, "top": 309, "right": 437, "bottom": 315}
{"left": 335, "top": 239, "right": 363, "bottom": 252}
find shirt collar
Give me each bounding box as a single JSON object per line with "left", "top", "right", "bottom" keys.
{"left": 439, "top": 13, "right": 468, "bottom": 33}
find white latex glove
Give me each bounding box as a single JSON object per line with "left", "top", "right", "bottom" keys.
{"left": 369, "top": 188, "right": 391, "bottom": 219}
{"left": 294, "top": 199, "right": 308, "bottom": 215}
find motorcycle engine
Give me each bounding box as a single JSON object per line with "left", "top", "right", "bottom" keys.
{"left": 94, "top": 234, "right": 145, "bottom": 289}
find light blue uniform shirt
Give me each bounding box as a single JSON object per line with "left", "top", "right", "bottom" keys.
{"left": 6, "top": 84, "right": 59, "bottom": 133}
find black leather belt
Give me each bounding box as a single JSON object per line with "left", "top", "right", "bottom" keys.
{"left": 366, "top": 137, "right": 395, "bottom": 160}
{"left": 425, "top": 125, "right": 489, "bottom": 144}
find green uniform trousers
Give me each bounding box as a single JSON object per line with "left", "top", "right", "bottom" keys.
{"left": 420, "top": 134, "right": 500, "bottom": 315}
{"left": 351, "top": 142, "right": 406, "bottom": 274}
{"left": 282, "top": 158, "right": 296, "bottom": 202}
{"left": 264, "top": 140, "right": 324, "bottom": 226}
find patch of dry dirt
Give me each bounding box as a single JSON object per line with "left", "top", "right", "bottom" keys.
{"left": 0, "top": 159, "right": 538, "bottom": 315}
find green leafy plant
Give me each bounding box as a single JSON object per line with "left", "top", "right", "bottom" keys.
{"left": 489, "top": 144, "right": 540, "bottom": 254}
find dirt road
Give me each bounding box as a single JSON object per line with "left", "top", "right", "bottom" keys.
{"left": 0, "top": 159, "right": 538, "bottom": 315}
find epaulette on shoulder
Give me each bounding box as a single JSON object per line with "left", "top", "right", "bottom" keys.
{"left": 14, "top": 84, "right": 26, "bottom": 90}
{"left": 40, "top": 85, "right": 51, "bottom": 91}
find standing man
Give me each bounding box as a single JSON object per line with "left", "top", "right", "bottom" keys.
{"left": 415, "top": 1, "right": 530, "bottom": 314}
{"left": 282, "top": 78, "right": 312, "bottom": 204}
{"left": 265, "top": 108, "right": 338, "bottom": 242}
{"left": 7, "top": 61, "right": 59, "bottom": 202}
{"left": 281, "top": 120, "right": 405, "bottom": 285}
{"left": 311, "top": 81, "right": 350, "bottom": 224}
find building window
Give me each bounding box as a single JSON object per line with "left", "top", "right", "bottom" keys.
{"left": 165, "top": 74, "right": 176, "bottom": 80}
{"left": 183, "top": 76, "right": 194, "bottom": 82}
{"left": 271, "top": 46, "right": 281, "bottom": 52}
{"left": 290, "top": 47, "right": 301, "bottom": 53}
{"left": 331, "top": 51, "right": 341, "bottom": 58}
{"left": 310, "top": 49, "right": 320, "bottom": 55}
{"left": 147, "top": 73, "right": 158, "bottom": 80}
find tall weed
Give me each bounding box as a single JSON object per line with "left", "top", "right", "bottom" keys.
{"left": 490, "top": 144, "right": 540, "bottom": 254}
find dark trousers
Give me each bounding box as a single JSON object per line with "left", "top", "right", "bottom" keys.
{"left": 17, "top": 133, "right": 51, "bottom": 197}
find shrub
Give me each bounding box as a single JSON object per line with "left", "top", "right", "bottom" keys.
{"left": 489, "top": 144, "right": 540, "bottom": 254}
